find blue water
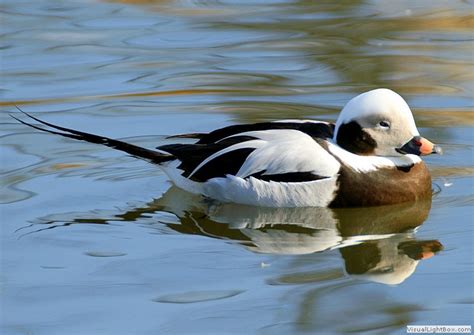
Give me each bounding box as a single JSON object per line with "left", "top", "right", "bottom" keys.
{"left": 1, "top": 0, "right": 473, "bottom": 334}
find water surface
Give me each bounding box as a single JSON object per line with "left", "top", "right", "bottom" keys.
{"left": 1, "top": 0, "right": 473, "bottom": 334}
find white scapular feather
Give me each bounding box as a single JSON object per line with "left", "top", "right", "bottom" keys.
{"left": 228, "top": 129, "right": 340, "bottom": 178}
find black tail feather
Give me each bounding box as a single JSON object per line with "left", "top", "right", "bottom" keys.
{"left": 12, "top": 109, "right": 174, "bottom": 165}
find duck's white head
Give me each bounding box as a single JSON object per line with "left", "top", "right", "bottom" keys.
{"left": 333, "top": 88, "right": 441, "bottom": 157}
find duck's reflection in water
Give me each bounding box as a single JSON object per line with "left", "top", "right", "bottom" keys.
{"left": 155, "top": 188, "right": 442, "bottom": 285}
{"left": 29, "top": 187, "right": 442, "bottom": 285}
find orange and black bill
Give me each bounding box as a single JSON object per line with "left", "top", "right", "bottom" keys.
{"left": 396, "top": 136, "right": 443, "bottom": 156}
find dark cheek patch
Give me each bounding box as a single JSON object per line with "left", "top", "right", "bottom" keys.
{"left": 336, "top": 121, "right": 377, "bottom": 155}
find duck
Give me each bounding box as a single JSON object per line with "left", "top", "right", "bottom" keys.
{"left": 13, "top": 88, "right": 442, "bottom": 208}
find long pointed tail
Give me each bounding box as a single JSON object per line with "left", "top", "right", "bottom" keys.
{"left": 11, "top": 110, "right": 175, "bottom": 165}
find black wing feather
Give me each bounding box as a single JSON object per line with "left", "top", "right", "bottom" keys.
{"left": 250, "top": 171, "right": 329, "bottom": 182}
{"left": 157, "top": 135, "right": 257, "bottom": 181}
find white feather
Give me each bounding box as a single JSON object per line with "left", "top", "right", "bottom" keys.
{"left": 327, "top": 141, "right": 421, "bottom": 173}
{"left": 160, "top": 130, "right": 342, "bottom": 207}
{"left": 224, "top": 129, "right": 341, "bottom": 178}
{"left": 203, "top": 175, "right": 339, "bottom": 207}
{"left": 160, "top": 160, "right": 204, "bottom": 194}
{"left": 187, "top": 139, "right": 263, "bottom": 179}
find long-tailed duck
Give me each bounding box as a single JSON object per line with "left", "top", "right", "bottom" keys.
{"left": 13, "top": 88, "right": 441, "bottom": 207}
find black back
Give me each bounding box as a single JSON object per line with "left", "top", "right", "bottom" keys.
{"left": 196, "top": 121, "right": 334, "bottom": 144}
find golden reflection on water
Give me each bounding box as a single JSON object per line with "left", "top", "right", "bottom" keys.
{"left": 3, "top": 0, "right": 472, "bottom": 118}
{"left": 0, "top": 89, "right": 238, "bottom": 107}
{"left": 417, "top": 109, "right": 474, "bottom": 126}
{"left": 103, "top": 0, "right": 473, "bottom": 96}
{"left": 430, "top": 166, "right": 474, "bottom": 178}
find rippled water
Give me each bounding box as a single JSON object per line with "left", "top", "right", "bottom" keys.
{"left": 1, "top": 0, "right": 473, "bottom": 334}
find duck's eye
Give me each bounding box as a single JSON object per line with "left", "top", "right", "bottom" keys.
{"left": 378, "top": 121, "right": 390, "bottom": 129}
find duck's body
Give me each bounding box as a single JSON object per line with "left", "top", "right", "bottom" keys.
{"left": 157, "top": 121, "right": 430, "bottom": 207}
{"left": 14, "top": 89, "right": 440, "bottom": 208}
